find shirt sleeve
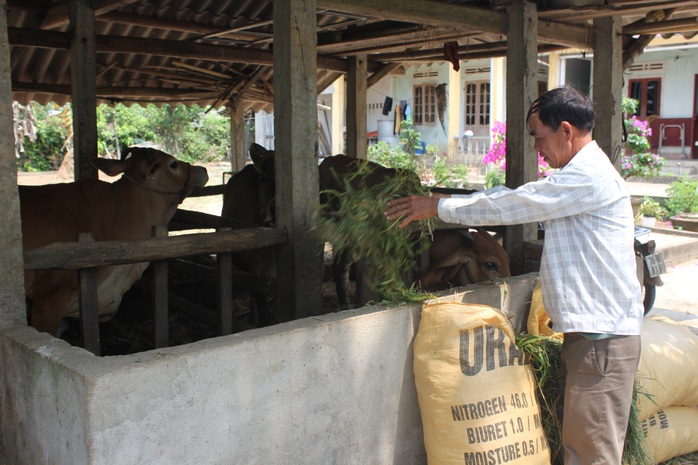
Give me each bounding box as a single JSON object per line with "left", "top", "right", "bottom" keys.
{"left": 438, "top": 165, "right": 621, "bottom": 226}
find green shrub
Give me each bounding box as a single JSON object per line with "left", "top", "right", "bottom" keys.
{"left": 665, "top": 179, "right": 698, "bottom": 216}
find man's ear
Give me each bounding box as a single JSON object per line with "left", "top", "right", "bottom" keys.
{"left": 560, "top": 121, "right": 574, "bottom": 139}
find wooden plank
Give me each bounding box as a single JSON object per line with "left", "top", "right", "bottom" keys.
{"left": 23, "top": 227, "right": 287, "bottom": 270}
{"left": 152, "top": 225, "right": 169, "bottom": 348}
{"left": 77, "top": 233, "right": 100, "bottom": 356}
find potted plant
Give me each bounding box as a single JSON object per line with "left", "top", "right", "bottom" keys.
{"left": 635, "top": 196, "right": 666, "bottom": 228}
{"left": 665, "top": 179, "right": 698, "bottom": 232}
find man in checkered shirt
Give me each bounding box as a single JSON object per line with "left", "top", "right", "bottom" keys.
{"left": 386, "top": 86, "right": 643, "bottom": 465}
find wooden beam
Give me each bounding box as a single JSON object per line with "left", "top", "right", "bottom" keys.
{"left": 319, "top": 0, "right": 593, "bottom": 48}
{"left": 318, "top": 0, "right": 508, "bottom": 33}
{"left": 367, "top": 62, "right": 401, "bottom": 88}
{"left": 12, "top": 81, "right": 219, "bottom": 99}
{"left": 23, "top": 228, "right": 287, "bottom": 271}
{"left": 623, "top": 16, "right": 698, "bottom": 34}
{"left": 538, "top": 0, "right": 696, "bottom": 21}
{"left": 42, "top": 0, "right": 141, "bottom": 29}
{"left": 8, "top": 27, "right": 351, "bottom": 72}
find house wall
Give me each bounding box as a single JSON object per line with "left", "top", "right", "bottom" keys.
{"left": 623, "top": 45, "right": 698, "bottom": 119}
{"left": 0, "top": 274, "right": 539, "bottom": 465}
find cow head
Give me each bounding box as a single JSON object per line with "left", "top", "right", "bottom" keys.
{"left": 93, "top": 147, "right": 209, "bottom": 203}
{"left": 417, "top": 228, "right": 511, "bottom": 291}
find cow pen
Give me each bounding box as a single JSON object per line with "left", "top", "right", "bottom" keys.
{"left": 1, "top": 267, "right": 538, "bottom": 465}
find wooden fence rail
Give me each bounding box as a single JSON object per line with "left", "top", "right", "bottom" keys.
{"left": 23, "top": 208, "right": 287, "bottom": 355}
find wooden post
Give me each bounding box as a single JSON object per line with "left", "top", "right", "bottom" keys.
{"left": 78, "top": 232, "right": 100, "bottom": 355}
{"left": 216, "top": 227, "right": 233, "bottom": 335}
{"left": 346, "top": 54, "right": 367, "bottom": 159}
{"left": 331, "top": 76, "right": 346, "bottom": 155}
{"left": 593, "top": 15, "right": 623, "bottom": 169}
{"left": 505, "top": 0, "right": 538, "bottom": 276}
{"left": 229, "top": 100, "right": 247, "bottom": 172}
{"left": 273, "top": 0, "right": 323, "bottom": 321}
{"left": 70, "top": 0, "right": 98, "bottom": 180}
{"left": 0, "top": 0, "right": 26, "bottom": 328}
{"left": 151, "top": 225, "right": 169, "bottom": 348}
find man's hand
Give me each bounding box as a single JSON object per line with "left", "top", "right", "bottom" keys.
{"left": 385, "top": 195, "right": 442, "bottom": 228}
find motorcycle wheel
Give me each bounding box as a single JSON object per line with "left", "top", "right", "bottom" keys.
{"left": 643, "top": 284, "right": 656, "bottom": 315}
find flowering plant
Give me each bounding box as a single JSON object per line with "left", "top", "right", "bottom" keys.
{"left": 482, "top": 121, "right": 551, "bottom": 179}
{"left": 619, "top": 98, "right": 665, "bottom": 179}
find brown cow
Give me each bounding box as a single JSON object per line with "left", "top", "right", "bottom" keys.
{"left": 20, "top": 147, "right": 209, "bottom": 335}
{"left": 221, "top": 143, "right": 276, "bottom": 326}
{"left": 416, "top": 228, "right": 511, "bottom": 291}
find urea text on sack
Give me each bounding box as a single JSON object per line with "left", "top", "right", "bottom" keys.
{"left": 459, "top": 326, "right": 529, "bottom": 376}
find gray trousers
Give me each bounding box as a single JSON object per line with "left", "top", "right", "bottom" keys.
{"left": 558, "top": 333, "right": 642, "bottom": 465}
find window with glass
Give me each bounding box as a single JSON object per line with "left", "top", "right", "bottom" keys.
{"left": 629, "top": 78, "right": 661, "bottom": 118}
{"left": 414, "top": 84, "right": 436, "bottom": 125}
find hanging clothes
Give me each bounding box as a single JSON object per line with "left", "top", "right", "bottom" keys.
{"left": 382, "top": 96, "right": 393, "bottom": 116}
{"left": 404, "top": 103, "right": 411, "bottom": 122}
{"left": 444, "top": 41, "right": 460, "bottom": 71}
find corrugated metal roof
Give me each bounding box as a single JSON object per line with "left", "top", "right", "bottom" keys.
{"left": 7, "top": 0, "right": 698, "bottom": 109}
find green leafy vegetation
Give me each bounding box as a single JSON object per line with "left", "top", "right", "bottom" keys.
{"left": 15, "top": 102, "right": 234, "bottom": 171}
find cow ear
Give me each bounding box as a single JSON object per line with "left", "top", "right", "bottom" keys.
{"left": 91, "top": 157, "right": 125, "bottom": 177}
{"left": 249, "top": 143, "right": 271, "bottom": 170}
{"left": 456, "top": 228, "right": 475, "bottom": 244}
{"left": 144, "top": 160, "right": 162, "bottom": 179}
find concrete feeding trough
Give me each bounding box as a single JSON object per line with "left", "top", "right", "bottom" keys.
{"left": 0, "top": 274, "right": 538, "bottom": 465}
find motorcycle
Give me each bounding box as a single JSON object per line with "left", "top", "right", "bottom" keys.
{"left": 634, "top": 226, "right": 666, "bottom": 314}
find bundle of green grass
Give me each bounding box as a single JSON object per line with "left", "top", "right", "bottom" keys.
{"left": 316, "top": 160, "right": 434, "bottom": 303}
{"left": 517, "top": 333, "right": 653, "bottom": 465}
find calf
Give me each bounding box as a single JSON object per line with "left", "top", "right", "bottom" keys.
{"left": 20, "top": 147, "right": 209, "bottom": 335}
{"left": 416, "top": 228, "right": 511, "bottom": 291}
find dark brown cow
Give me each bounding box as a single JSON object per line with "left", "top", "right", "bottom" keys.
{"left": 221, "top": 143, "right": 276, "bottom": 326}
{"left": 318, "top": 154, "right": 510, "bottom": 308}
{"left": 20, "top": 147, "right": 209, "bottom": 335}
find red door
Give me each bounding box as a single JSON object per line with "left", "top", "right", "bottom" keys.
{"left": 628, "top": 78, "right": 662, "bottom": 148}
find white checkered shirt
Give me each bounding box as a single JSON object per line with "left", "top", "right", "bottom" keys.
{"left": 438, "top": 141, "right": 644, "bottom": 335}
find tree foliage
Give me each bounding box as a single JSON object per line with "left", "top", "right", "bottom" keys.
{"left": 15, "top": 102, "right": 232, "bottom": 171}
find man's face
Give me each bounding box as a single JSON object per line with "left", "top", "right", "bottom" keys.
{"left": 528, "top": 113, "right": 574, "bottom": 169}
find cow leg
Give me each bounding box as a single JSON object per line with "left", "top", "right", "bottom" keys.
{"left": 249, "top": 292, "right": 275, "bottom": 327}
{"left": 354, "top": 260, "right": 382, "bottom": 307}
{"left": 332, "top": 249, "right": 353, "bottom": 309}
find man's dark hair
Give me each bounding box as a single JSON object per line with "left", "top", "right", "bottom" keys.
{"left": 526, "top": 85, "right": 595, "bottom": 133}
